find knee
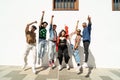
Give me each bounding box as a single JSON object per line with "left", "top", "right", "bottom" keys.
{"left": 64, "top": 55, "right": 70, "bottom": 60}
{"left": 57, "top": 54, "right": 63, "bottom": 59}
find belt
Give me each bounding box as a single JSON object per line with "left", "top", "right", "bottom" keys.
{"left": 83, "top": 40, "right": 90, "bottom": 43}
{"left": 50, "top": 40, "right": 56, "bottom": 43}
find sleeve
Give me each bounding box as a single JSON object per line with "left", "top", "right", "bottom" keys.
{"left": 88, "top": 23, "right": 92, "bottom": 31}
{"left": 49, "top": 24, "right": 53, "bottom": 32}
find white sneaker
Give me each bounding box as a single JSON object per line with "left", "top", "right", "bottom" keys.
{"left": 39, "top": 63, "right": 42, "bottom": 67}
{"left": 66, "top": 64, "right": 70, "bottom": 70}
{"left": 58, "top": 65, "right": 62, "bottom": 71}
{"left": 76, "top": 66, "right": 81, "bottom": 74}
{"left": 77, "top": 66, "right": 83, "bottom": 74}
{"left": 83, "top": 62, "right": 88, "bottom": 68}
{"left": 32, "top": 67, "right": 36, "bottom": 74}
{"left": 52, "top": 63, "right": 56, "bottom": 69}
{"left": 22, "top": 63, "right": 27, "bottom": 70}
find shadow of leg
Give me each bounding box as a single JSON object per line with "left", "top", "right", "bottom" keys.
{"left": 85, "top": 67, "right": 93, "bottom": 78}
{"left": 87, "top": 50, "right": 96, "bottom": 68}
{"left": 24, "top": 67, "right": 31, "bottom": 71}
{"left": 77, "top": 66, "right": 83, "bottom": 75}
{"left": 36, "top": 66, "right": 49, "bottom": 74}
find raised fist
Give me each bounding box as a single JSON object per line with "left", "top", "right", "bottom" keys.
{"left": 42, "top": 11, "right": 45, "bottom": 14}
{"left": 34, "top": 21, "right": 37, "bottom": 23}
{"left": 87, "top": 15, "right": 91, "bottom": 20}
{"left": 52, "top": 15, "right": 54, "bottom": 18}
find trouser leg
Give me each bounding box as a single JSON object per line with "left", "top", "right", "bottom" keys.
{"left": 58, "top": 48, "right": 63, "bottom": 65}
{"left": 23, "top": 44, "right": 31, "bottom": 64}
{"left": 38, "top": 41, "right": 43, "bottom": 59}
{"left": 83, "top": 42, "right": 90, "bottom": 62}
{"left": 32, "top": 45, "right": 37, "bottom": 67}
{"left": 73, "top": 50, "right": 80, "bottom": 64}
{"left": 48, "top": 41, "right": 54, "bottom": 60}
{"left": 63, "top": 46, "right": 70, "bottom": 64}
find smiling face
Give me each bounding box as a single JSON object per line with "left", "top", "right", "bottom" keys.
{"left": 43, "top": 23, "right": 48, "bottom": 28}
{"left": 31, "top": 27, "right": 36, "bottom": 32}
{"left": 77, "top": 31, "right": 80, "bottom": 35}
{"left": 53, "top": 24, "right": 57, "bottom": 30}
{"left": 42, "top": 22, "right": 48, "bottom": 28}
{"left": 62, "top": 31, "right": 65, "bottom": 36}
{"left": 82, "top": 22, "right": 87, "bottom": 28}
{"left": 76, "top": 29, "right": 81, "bottom": 35}
{"left": 31, "top": 25, "right": 37, "bottom": 32}
{"left": 60, "top": 30, "right": 66, "bottom": 37}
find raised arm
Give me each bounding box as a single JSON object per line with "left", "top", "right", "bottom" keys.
{"left": 75, "top": 20, "right": 79, "bottom": 31}
{"left": 69, "top": 20, "right": 79, "bottom": 38}
{"left": 25, "top": 21, "right": 37, "bottom": 32}
{"left": 87, "top": 15, "right": 92, "bottom": 25}
{"left": 39, "top": 11, "right": 45, "bottom": 27}
{"left": 49, "top": 15, "right": 54, "bottom": 31}
{"left": 50, "top": 15, "right": 54, "bottom": 25}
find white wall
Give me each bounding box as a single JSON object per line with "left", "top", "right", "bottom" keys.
{"left": 0, "top": 0, "right": 120, "bottom": 68}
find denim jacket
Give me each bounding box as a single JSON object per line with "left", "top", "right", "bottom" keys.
{"left": 49, "top": 24, "right": 57, "bottom": 41}
{"left": 82, "top": 23, "right": 92, "bottom": 42}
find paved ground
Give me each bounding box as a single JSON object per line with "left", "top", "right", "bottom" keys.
{"left": 0, "top": 65, "right": 120, "bottom": 80}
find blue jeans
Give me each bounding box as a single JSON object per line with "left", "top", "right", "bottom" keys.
{"left": 38, "top": 39, "right": 47, "bottom": 58}
{"left": 69, "top": 44, "right": 74, "bottom": 55}
{"left": 73, "top": 49, "right": 80, "bottom": 64}
{"left": 48, "top": 41, "right": 56, "bottom": 61}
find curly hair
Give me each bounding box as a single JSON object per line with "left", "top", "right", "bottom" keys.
{"left": 59, "top": 29, "right": 66, "bottom": 37}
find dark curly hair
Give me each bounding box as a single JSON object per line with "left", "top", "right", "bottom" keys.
{"left": 59, "top": 29, "right": 66, "bottom": 37}
{"left": 41, "top": 21, "right": 48, "bottom": 25}
{"left": 32, "top": 25, "right": 37, "bottom": 30}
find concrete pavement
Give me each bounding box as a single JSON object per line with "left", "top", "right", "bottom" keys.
{"left": 0, "top": 65, "right": 120, "bottom": 80}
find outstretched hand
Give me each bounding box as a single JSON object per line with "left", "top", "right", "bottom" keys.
{"left": 87, "top": 15, "right": 91, "bottom": 21}
{"left": 77, "top": 20, "right": 79, "bottom": 24}
{"left": 52, "top": 15, "right": 54, "bottom": 18}
{"left": 42, "top": 11, "right": 45, "bottom": 14}
{"left": 34, "top": 21, "right": 37, "bottom": 23}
